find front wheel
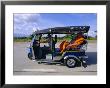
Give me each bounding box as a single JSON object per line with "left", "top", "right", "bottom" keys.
{"left": 65, "top": 57, "right": 76, "bottom": 68}
{"left": 28, "top": 53, "right": 33, "bottom": 60}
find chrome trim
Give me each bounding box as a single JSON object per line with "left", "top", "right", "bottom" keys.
{"left": 79, "top": 55, "right": 88, "bottom": 59}
{"left": 64, "top": 55, "right": 80, "bottom": 61}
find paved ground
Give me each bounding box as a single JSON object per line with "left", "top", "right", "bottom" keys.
{"left": 13, "top": 41, "right": 97, "bottom": 75}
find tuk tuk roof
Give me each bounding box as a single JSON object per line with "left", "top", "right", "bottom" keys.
{"left": 35, "top": 26, "right": 90, "bottom": 34}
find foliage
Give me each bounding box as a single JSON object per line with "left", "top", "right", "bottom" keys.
{"left": 14, "top": 34, "right": 97, "bottom": 42}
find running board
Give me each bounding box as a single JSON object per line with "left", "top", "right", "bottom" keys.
{"left": 37, "top": 60, "right": 62, "bottom": 64}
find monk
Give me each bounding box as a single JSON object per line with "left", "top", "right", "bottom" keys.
{"left": 60, "top": 33, "right": 85, "bottom": 53}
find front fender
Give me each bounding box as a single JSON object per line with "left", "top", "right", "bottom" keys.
{"left": 27, "top": 47, "right": 33, "bottom": 59}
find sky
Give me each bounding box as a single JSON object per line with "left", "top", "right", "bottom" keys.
{"left": 14, "top": 13, "right": 97, "bottom": 37}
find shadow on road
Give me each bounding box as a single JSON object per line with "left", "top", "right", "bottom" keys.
{"left": 86, "top": 52, "right": 97, "bottom": 65}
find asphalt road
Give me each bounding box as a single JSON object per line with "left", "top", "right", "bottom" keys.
{"left": 13, "top": 41, "right": 97, "bottom": 75}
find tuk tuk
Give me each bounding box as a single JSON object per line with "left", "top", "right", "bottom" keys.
{"left": 27, "top": 26, "right": 90, "bottom": 68}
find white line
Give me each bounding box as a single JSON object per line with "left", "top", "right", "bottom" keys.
{"left": 21, "top": 69, "right": 56, "bottom": 72}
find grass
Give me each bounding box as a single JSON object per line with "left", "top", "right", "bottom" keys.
{"left": 14, "top": 38, "right": 31, "bottom": 42}
{"left": 14, "top": 37, "right": 97, "bottom": 43}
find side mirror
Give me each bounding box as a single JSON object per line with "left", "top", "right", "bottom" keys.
{"left": 55, "top": 35, "right": 57, "bottom": 43}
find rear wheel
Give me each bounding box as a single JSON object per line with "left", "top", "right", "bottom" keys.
{"left": 82, "top": 60, "right": 87, "bottom": 68}
{"left": 65, "top": 57, "right": 76, "bottom": 68}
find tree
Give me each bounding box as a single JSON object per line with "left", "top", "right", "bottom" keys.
{"left": 94, "top": 31, "right": 97, "bottom": 38}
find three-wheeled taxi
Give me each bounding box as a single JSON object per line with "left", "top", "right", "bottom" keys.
{"left": 27, "top": 26, "right": 90, "bottom": 68}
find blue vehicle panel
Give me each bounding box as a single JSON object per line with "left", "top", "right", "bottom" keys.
{"left": 63, "top": 51, "right": 85, "bottom": 57}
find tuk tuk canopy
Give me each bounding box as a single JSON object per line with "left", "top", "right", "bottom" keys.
{"left": 35, "top": 26, "right": 90, "bottom": 34}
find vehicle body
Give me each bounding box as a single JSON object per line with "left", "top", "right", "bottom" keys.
{"left": 27, "top": 26, "right": 90, "bottom": 68}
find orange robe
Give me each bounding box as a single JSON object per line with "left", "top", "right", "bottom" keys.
{"left": 60, "top": 37, "right": 85, "bottom": 53}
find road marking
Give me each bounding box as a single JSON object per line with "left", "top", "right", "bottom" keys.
{"left": 21, "top": 69, "right": 56, "bottom": 72}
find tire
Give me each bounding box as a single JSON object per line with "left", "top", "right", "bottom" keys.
{"left": 28, "top": 53, "right": 33, "bottom": 60}
{"left": 82, "top": 61, "right": 87, "bottom": 68}
{"left": 65, "top": 57, "right": 77, "bottom": 68}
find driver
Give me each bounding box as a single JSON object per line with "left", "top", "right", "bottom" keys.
{"left": 32, "top": 34, "right": 41, "bottom": 60}
{"left": 33, "top": 39, "right": 40, "bottom": 60}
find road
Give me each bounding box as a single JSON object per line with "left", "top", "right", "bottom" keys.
{"left": 13, "top": 41, "right": 97, "bottom": 75}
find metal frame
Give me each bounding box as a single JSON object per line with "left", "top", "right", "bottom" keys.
{"left": 1, "top": 0, "right": 109, "bottom": 87}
